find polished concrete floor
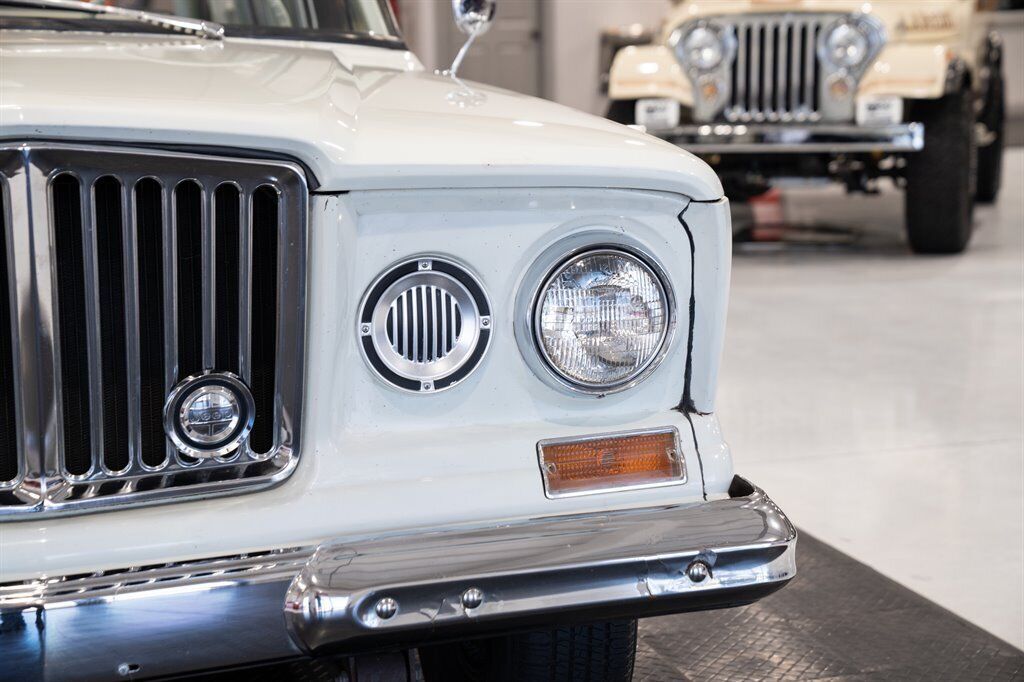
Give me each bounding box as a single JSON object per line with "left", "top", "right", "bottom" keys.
{"left": 722, "top": 149, "right": 1024, "bottom": 650}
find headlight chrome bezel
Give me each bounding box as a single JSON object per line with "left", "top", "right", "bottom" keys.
{"left": 670, "top": 20, "right": 736, "bottom": 74}
{"left": 529, "top": 245, "right": 675, "bottom": 396}
{"left": 818, "top": 14, "right": 886, "bottom": 75}
{"left": 668, "top": 19, "right": 736, "bottom": 120}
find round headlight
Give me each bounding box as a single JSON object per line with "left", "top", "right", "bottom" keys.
{"left": 678, "top": 25, "right": 726, "bottom": 71}
{"left": 823, "top": 22, "right": 870, "bottom": 68}
{"left": 535, "top": 250, "right": 670, "bottom": 391}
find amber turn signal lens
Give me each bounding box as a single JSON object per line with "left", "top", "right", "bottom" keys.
{"left": 538, "top": 428, "right": 683, "bottom": 497}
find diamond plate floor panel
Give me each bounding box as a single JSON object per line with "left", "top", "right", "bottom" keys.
{"left": 192, "top": 533, "right": 1024, "bottom": 681}
{"left": 635, "top": 533, "right": 1024, "bottom": 681}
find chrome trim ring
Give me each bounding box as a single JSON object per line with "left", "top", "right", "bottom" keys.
{"left": 531, "top": 247, "right": 673, "bottom": 395}
{"left": 358, "top": 256, "right": 492, "bottom": 393}
{"left": 669, "top": 19, "right": 738, "bottom": 75}
{"left": 163, "top": 372, "right": 255, "bottom": 458}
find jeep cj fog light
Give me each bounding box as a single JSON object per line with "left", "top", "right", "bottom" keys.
{"left": 164, "top": 372, "right": 255, "bottom": 458}
{"left": 537, "top": 427, "right": 684, "bottom": 498}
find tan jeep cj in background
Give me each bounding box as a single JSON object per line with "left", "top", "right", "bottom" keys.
{"left": 607, "top": 0, "right": 1006, "bottom": 254}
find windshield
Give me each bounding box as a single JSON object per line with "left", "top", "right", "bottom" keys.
{"left": 0, "top": 0, "right": 403, "bottom": 45}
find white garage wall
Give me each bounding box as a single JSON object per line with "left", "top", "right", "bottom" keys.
{"left": 992, "top": 11, "right": 1024, "bottom": 119}
{"left": 397, "top": 0, "right": 670, "bottom": 114}
{"left": 395, "top": 0, "right": 444, "bottom": 70}
{"left": 539, "top": 0, "right": 671, "bottom": 114}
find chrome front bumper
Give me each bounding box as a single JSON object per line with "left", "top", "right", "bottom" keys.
{"left": 652, "top": 123, "right": 924, "bottom": 154}
{"left": 3, "top": 477, "right": 795, "bottom": 680}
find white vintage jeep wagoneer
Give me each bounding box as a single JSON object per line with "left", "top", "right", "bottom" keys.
{"left": 0, "top": 1, "right": 795, "bottom": 679}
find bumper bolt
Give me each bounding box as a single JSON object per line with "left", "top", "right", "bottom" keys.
{"left": 686, "top": 560, "right": 711, "bottom": 583}
{"left": 374, "top": 597, "right": 398, "bottom": 620}
{"left": 461, "top": 587, "right": 484, "bottom": 610}
{"left": 117, "top": 663, "right": 141, "bottom": 677}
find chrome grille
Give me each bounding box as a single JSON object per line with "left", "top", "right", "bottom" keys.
{"left": 0, "top": 144, "right": 307, "bottom": 516}
{"left": 386, "top": 285, "right": 463, "bottom": 363}
{"left": 725, "top": 15, "right": 833, "bottom": 123}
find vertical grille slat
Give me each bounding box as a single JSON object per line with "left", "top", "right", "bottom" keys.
{"left": 237, "top": 189, "right": 253, "bottom": 385}
{"left": 750, "top": 25, "right": 761, "bottom": 116}
{"left": 80, "top": 176, "right": 107, "bottom": 477}
{"left": 94, "top": 176, "right": 130, "bottom": 473}
{"left": 248, "top": 186, "right": 279, "bottom": 456}
{"left": 805, "top": 22, "right": 818, "bottom": 113}
{"left": 411, "top": 285, "right": 420, "bottom": 363}
{"left": 52, "top": 174, "right": 93, "bottom": 477}
{"left": 419, "top": 285, "right": 429, "bottom": 363}
{"left": 724, "top": 14, "right": 827, "bottom": 122}
{"left": 0, "top": 181, "right": 17, "bottom": 485}
{"left": 175, "top": 180, "right": 204, "bottom": 380}
{"left": 162, "top": 177, "right": 178, "bottom": 467}
{"left": 790, "top": 20, "right": 802, "bottom": 113}
{"left": 122, "top": 177, "right": 142, "bottom": 472}
{"left": 385, "top": 286, "right": 464, "bottom": 366}
{"left": 202, "top": 183, "right": 216, "bottom": 370}
{"left": 764, "top": 25, "right": 775, "bottom": 116}
{"left": 777, "top": 22, "right": 789, "bottom": 116}
{"left": 135, "top": 178, "right": 168, "bottom": 469}
{"left": 439, "top": 288, "right": 448, "bottom": 356}
{"left": 811, "top": 24, "right": 822, "bottom": 112}
{"left": 1, "top": 146, "right": 305, "bottom": 515}
{"left": 214, "top": 184, "right": 241, "bottom": 374}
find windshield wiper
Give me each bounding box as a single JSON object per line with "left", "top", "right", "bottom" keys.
{"left": 0, "top": 0, "right": 224, "bottom": 39}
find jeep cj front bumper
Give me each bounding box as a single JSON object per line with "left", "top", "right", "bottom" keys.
{"left": 653, "top": 122, "right": 924, "bottom": 154}
{"left": 2, "top": 477, "right": 796, "bottom": 680}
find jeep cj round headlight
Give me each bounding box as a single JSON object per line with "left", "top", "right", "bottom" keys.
{"left": 535, "top": 250, "right": 670, "bottom": 391}
{"left": 677, "top": 25, "right": 727, "bottom": 71}
{"left": 822, "top": 21, "right": 871, "bottom": 69}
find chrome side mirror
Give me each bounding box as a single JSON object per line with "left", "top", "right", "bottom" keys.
{"left": 449, "top": 0, "right": 496, "bottom": 77}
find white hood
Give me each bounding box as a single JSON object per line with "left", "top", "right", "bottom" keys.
{"left": 0, "top": 32, "right": 723, "bottom": 200}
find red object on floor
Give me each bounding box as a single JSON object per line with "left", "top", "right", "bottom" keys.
{"left": 748, "top": 188, "right": 785, "bottom": 241}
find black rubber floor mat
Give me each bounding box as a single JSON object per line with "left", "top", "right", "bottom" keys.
{"left": 636, "top": 533, "right": 1024, "bottom": 681}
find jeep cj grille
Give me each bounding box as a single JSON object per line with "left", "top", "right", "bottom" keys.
{"left": 725, "top": 15, "right": 827, "bottom": 123}
{"left": 0, "top": 144, "right": 306, "bottom": 516}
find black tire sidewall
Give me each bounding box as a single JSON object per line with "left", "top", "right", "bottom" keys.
{"left": 976, "top": 72, "right": 1005, "bottom": 203}
{"left": 904, "top": 87, "right": 976, "bottom": 254}
{"left": 419, "top": 619, "right": 638, "bottom": 682}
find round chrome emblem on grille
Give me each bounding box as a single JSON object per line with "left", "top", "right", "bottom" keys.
{"left": 163, "top": 372, "right": 255, "bottom": 457}
{"left": 358, "top": 257, "right": 491, "bottom": 393}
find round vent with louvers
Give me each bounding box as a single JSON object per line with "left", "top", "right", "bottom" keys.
{"left": 358, "top": 257, "right": 491, "bottom": 393}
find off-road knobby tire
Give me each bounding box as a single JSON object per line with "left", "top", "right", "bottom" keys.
{"left": 904, "top": 87, "right": 976, "bottom": 254}
{"left": 419, "top": 619, "right": 638, "bottom": 682}
{"left": 976, "top": 72, "right": 1005, "bottom": 203}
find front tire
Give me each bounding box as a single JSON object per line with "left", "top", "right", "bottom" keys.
{"left": 976, "top": 72, "right": 1005, "bottom": 203}
{"left": 419, "top": 619, "right": 638, "bottom": 682}
{"left": 904, "top": 87, "right": 976, "bottom": 254}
